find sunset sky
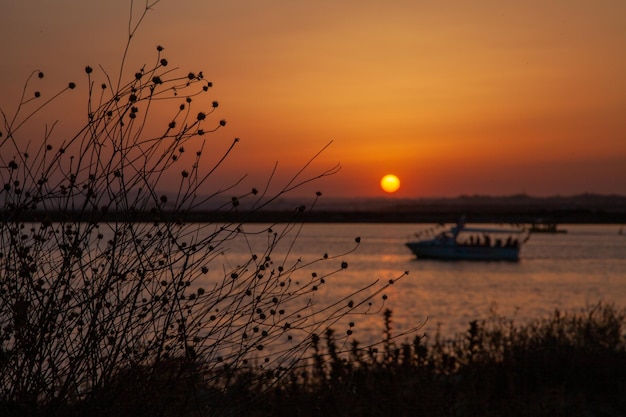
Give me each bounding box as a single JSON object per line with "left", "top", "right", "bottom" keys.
{"left": 2, "top": 0, "right": 625, "bottom": 198}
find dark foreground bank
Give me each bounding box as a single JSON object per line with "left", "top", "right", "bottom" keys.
{"left": 3, "top": 303, "right": 624, "bottom": 417}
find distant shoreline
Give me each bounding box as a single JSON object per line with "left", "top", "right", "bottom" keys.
{"left": 179, "top": 209, "right": 625, "bottom": 224}
{"left": 5, "top": 194, "right": 625, "bottom": 224}
{"left": 6, "top": 209, "right": 625, "bottom": 224}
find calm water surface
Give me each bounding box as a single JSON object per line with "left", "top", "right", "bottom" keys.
{"left": 208, "top": 223, "right": 626, "bottom": 344}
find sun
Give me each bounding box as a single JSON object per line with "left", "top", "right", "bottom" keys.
{"left": 380, "top": 174, "right": 400, "bottom": 193}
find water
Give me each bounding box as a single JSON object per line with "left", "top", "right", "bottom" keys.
{"left": 208, "top": 223, "right": 626, "bottom": 344}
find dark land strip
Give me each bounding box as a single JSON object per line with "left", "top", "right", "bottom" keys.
{"left": 6, "top": 194, "right": 626, "bottom": 224}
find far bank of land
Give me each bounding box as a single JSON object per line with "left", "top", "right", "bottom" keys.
{"left": 12, "top": 194, "right": 626, "bottom": 224}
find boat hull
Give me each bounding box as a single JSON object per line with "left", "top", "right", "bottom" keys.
{"left": 405, "top": 242, "right": 520, "bottom": 261}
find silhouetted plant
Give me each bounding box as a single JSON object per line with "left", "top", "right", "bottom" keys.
{"left": 255, "top": 303, "right": 626, "bottom": 417}
{"left": 0, "top": 2, "right": 410, "bottom": 416}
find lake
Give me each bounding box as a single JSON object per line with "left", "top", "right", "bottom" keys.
{"left": 206, "top": 223, "right": 626, "bottom": 345}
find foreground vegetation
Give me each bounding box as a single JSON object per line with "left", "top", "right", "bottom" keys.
{"left": 1, "top": 3, "right": 402, "bottom": 416}
{"left": 278, "top": 303, "right": 625, "bottom": 417}
{"left": 232, "top": 303, "right": 626, "bottom": 417}
{"left": 3, "top": 303, "right": 622, "bottom": 417}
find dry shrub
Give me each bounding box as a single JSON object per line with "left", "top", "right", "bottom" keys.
{"left": 0, "top": 2, "right": 409, "bottom": 416}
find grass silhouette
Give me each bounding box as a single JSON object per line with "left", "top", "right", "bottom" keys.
{"left": 219, "top": 304, "right": 626, "bottom": 417}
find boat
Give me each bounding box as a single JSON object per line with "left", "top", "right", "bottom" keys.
{"left": 405, "top": 220, "right": 528, "bottom": 261}
{"left": 529, "top": 221, "right": 567, "bottom": 234}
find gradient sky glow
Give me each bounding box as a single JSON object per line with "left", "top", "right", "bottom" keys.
{"left": 2, "top": 1, "right": 625, "bottom": 198}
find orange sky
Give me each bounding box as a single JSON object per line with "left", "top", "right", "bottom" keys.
{"left": 2, "top": 1, "right": 625, "bottom": 198}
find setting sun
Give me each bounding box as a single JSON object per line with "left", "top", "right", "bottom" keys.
{"left": 380, "top": 174, "right": 401, "bottom": 193}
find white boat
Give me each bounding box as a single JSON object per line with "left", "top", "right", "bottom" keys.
{"left": 405, "top": 220, "right": 528, "bottom": 261}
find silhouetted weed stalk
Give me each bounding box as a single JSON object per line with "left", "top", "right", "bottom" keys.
{"left": 0, "top": 1, "right": 410, "bottom": 415}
